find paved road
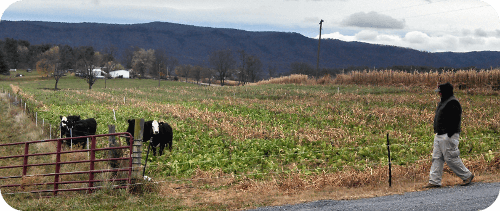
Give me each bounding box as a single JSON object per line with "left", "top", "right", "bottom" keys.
{"left": 251, "top": 182, "right": 500, "bottom": 211}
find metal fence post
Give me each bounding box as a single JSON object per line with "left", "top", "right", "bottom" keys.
{"left": 387, "top": 133, "right": 392, "bottom": 187}
{"left": 132, "top": 119, "right": 144, "bottom": 180}
{"left": 88, "top": 136, "right": 96, "bottom": 193}
{"left": 70, "top": 128, "right": 74, "bottom": 150}
{"left": 54, "top": 139, "right": 62, "bottom": 196}
{"left": 23, "top": 143, "right": 29, "bottom": 176}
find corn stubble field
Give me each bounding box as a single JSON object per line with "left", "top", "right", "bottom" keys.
{"left": 1, "top": 69, "right": 500, "bottom": 210}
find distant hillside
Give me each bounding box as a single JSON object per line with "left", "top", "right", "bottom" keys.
{"left": 1, "top": 20, "right": 500, "bottom": 73}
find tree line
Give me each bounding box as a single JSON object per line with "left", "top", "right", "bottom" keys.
{"left": 0, "top": 38, "right": 272, "bottom": 88}
{"left": 2, "top": 38, "right": 482, "bottom": 88}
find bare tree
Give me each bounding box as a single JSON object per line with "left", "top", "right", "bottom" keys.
{"left": 103, "top": 60, "right": 117, "bottom": 88}
{"left": 122, "top": 46, "right": 140, "bottom": 69}
{"left": 190, "top": 65, "right": 203, "bottom": 84}
{"left": 209, "top": 49, "right": 235, "bottom": 86}
{"left": 154, "top": 49, "right": 167, "bottom": 78}
{"left": 237, "top": 50, "right": 248, "bottom": 85}
{"left": 102, "top": 45, "right": 117, "bottom": 62}
{"left": 165, "top": 56, "right": 179, "bottom": 79}
{"left": 267, "top": 63, "right": 278, "bottom": 79}
{"left": 101, "top": 48, "right": 117, "bottom": 88}
{"left": 132, "top": 48, "right": 155, "bottom": 77}
{"left": 246, "top": 55, "right": 263, "bottom": 83}
{"left": 36, "top": 46, "right": 64, "bottom": 89}
{"left": 202, "top": 67, "right": 215, "bottom": 86}
{"left": 153, "top": 49, "right": 171, "bottom": 86}
{"left": 76, "top": 46, "right": 100, "bottom": 90}
{"left": 175, "top": 64, "right": 191, "bottom": 82}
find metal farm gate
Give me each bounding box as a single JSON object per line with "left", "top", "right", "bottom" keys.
{"left": 0, "top": 132, "right": 138, "bottom": 196}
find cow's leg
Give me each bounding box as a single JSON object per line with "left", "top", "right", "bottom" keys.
{"left": 159, "top": 144, "right": 165, "bottom": 156}
{"left": 151, "top": 146, "right": 157, "bottom": 156}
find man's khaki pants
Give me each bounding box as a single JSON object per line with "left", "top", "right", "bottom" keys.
{"left": 429, "top": 133, "right": 472, "bottom": 186}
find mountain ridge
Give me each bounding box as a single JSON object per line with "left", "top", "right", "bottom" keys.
{"left": 1, "top": 20, "right": 499, "bottom": 73}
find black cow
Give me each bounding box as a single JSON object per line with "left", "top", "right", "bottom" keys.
{"left": 61, "top": 116, "right": 97, "bottom": 147}
{"left": 153, "top": 122, "right": 173, "bottom": 156}
{"left": 60, "top": 115, "right": 81, "bottom": 138}
{"left": 125, "top": 119, "right": 158, "bottom": 146}
{"left": 126, "top": 119, "right": 173, "bottom": 156}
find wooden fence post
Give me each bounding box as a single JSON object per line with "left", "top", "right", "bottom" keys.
{"left": 108, "top": 125, "right": 123, "bottom": 177}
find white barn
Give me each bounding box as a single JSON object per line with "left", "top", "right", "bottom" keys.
{"left": 109, "top": 70, "right": 130, "bottom": 79}
{"left": 92, "top": 69, "right": 105, "bottom": 78}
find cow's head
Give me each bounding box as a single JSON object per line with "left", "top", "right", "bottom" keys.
{"left": 152, "top": 120, "right": 159, "bottom": 135}
{"left": 60, "top": 115, "right": 80, "bottom": 128}
{"left": 60, "top": 116, "right": 68, "bottom": 127}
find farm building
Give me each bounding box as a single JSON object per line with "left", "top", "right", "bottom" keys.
{"left": 109, "top": 70, "right": 130, "bottom": 79}
{"left": 92, "top": 69, "right": 105, "bottom": 79}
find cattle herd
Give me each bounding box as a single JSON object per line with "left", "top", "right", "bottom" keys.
{"left": 59, "top": 116, "right": 173, "bottom": 156}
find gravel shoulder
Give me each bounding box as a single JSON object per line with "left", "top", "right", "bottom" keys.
{"left": 251, "top": 182, "right": 500, "bottom": 211}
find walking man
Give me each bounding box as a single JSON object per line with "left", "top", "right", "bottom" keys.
{"left": 425, "top": 82, "right": 474, "bottom": 188}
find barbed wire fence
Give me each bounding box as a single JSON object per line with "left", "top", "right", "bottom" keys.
{"left": 2, "top": 87, "right": 499, "bottom": 195}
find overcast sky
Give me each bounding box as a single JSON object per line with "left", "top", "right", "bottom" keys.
{"left": 1, "top": 0, "right": 500, "bottom": 53}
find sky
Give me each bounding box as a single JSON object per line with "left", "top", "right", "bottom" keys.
{"left": 0, "top": 0, "right": 500, "bottom": 53}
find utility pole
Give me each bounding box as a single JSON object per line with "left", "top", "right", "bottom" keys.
{"left": 158, "top": 62, "right": 161, "bottom": 87}
{"left": 316, "top": 19, "right": 324, "bottom": 80}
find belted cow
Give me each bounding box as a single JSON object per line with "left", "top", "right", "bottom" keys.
{"left": 60, "top": 115, "right": 97, "bottom": 147}
{"left": 126, "top": 119, "right": 173, "bottom": 156}
{"left": 60, "top": 115, "right": 81, "bottom": 138}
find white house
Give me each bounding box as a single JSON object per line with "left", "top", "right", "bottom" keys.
{"left": 109, "top": 70, "right": 130, "bottom": 79}
{"left": 92, "top": 68, "right": 105, "bottom": 79}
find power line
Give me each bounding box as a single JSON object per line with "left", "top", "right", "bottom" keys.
{"left": 402, "top": 5, "right": 491, "bottom": 19}
{"left": 379, "top": 0, "right": 454, "bottom": 13}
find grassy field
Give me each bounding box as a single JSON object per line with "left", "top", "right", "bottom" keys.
{"left": 1, "top": 71, "right": 500, "bottom": 210}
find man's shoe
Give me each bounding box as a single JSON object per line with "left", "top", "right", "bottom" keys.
{"left": 461, "top": 174, "right": 474, "bottom": 186}
{"left": 423, "top": 183, "right": 441, "bottom": 189}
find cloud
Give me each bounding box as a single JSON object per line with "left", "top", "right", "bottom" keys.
{"left": 404, "top": 31, "right": 430, "bottom": 44}
{"left": 355, "top": 30, "right": 379, "bottom": 41}
{"left": 321, "top": 30, "right": 500, "bottom": 52}
{"left": 474, "top": 28, "right": 488, "bottom": 37}
{"left": 340, "top": 11, "right": 405, "bottom": 29}
{"left": 303, "top": 17, "right": 320, "bottom": 23}
{"left": 319, "top": 32, "right": 356, "bottom": 41}
{"left": 459, "top": 36, "right": 486, "bottom": 46}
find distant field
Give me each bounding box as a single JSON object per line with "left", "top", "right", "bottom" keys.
{"left": 1, "top": 71, "right": 500, "bottom": 210}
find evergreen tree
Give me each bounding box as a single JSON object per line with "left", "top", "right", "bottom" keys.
{"left": 0, "top": 50, "right": 9, "bottom": 75}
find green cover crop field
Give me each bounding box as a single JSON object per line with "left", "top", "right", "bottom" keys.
{"left": 2, "top": 72, "right": 500, "bottom": 210}
{"left": 1, "top": 74, "right": 499, "bottom": 181}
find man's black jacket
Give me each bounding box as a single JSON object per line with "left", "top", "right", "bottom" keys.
{"left": 433, "top": 83, "right": 462, "bottom": 137}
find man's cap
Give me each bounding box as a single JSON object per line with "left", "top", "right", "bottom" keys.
{"left": 435, "top": 82, "right": 453, "bottom": 93}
